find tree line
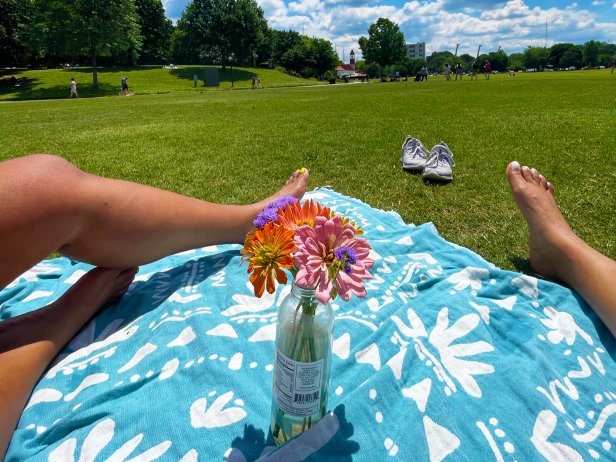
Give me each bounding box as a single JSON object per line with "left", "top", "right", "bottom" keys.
{"left": 356, "top": 18, "right": 616, "bottom": 78}
{"left": 0, "top": 0, "right": 338, "bottom": 87}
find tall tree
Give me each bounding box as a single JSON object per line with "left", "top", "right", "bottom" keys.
{"left": 508, "top": 52, "right": 524, "bottom": 70}
{"left": 30, "top": 0, "right": 141, "bottom": 88}
{"left": 560, "top": 46, "right": 583, "bottom": 69}
{"left": 549, "top": 42, "right": 575, "bottom": 68}
{"left": 583, "top": 40, "right": 600, "bottom": 67}
{"left": 523, "top": 46, "right": 549, "bottom": 70}
{"left": 358, "top": 18, "right": 406, "bottom": 68}
{"left": 135, "top": 0, "right": 173, "bottom": 64}
{"left": 179, "top": 0, "right": 266, "bottom": 69}
{"left": 307, "top": 38, "right": 338, "bottom": 79}
{"left": 0, "top": 0, "right": 31, "bottom": 66}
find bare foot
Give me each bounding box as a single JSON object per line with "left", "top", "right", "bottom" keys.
{"left": 59, "top": 267, "right": 138, "bottom": 315}
{"left": 256, "top": 168, "right": 309, "bottom": 210}
{"left": 0, "top": 266, "right": 137, "bottom": 459}
{"left": 506, "top": 161, "right": 581, "bottom": 281}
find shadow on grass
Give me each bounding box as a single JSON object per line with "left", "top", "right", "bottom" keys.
{"left": 0, "top": 72, "right": 119, "bottom": 101}
{"left": 509, "top": 256, "right": 534, "bottom": 275}
{"left": 170, "top": 66, "right": 254, "bottom": 85}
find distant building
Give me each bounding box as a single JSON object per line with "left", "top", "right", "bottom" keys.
{"left": 336, "top": 50, "right": 356, "bottom": 77}
{"left": 335, "top": 49, "right": 367, "bottom": 80}
{"left": 407, "top": 42, "right": 426, "bottom": 60}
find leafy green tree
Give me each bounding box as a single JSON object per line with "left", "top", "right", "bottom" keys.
{"left": 356, "top": 61, "right": 381, "bottom": 78}
{"left": 270, "top": 29, "right": 302, "bottom": 68}
{"left": 560, "top": 46, "right": 583, "bottom": 69}
{"left": 548, "top": 42, "right": 575, "bottom": 68}
{"left": 179, "top": 0, "right": 266, "bottom": 69}
{"left": 307, "top": 38, "right": 338, "bottom": 79}
{"left": 280, "top": 40, "right": 308, "bottom": 74}
{"left": 358, "top": 18, "right": 406, "bottom": 68}
{"left": 29, "top": 0, "right": 141, "bottom": 88}
{"left": 508, "top": 52, "right": 524, "bottom": 70}
{"left": 459, "top": 53, "right": 474, "bottom": 70}
{"left": 583, "top": 40, "right": 600, "bottom": 67}
{"left": 478, "top": 50, "right": 508, "bottom": 72}
{"left": 523, "top": 46, "right": 549, "bottom": 70}
{"left": 426, "top": 51, "right": 453, "bottom": 72}
{"left": 135, "top": 0, "right": 173, "bottom": 64}
{"left": 0, "top": 0, "right": 31, "bottom": 66}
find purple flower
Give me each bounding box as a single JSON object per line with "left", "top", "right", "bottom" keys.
{"left": 265, "top": 196, "right": 298, "bottom": 211}
{"left": 334, "top": 246, "right": 358, "bottom": 274}
{"left": 253, "top": 207, "right": 279, "bottom": 229}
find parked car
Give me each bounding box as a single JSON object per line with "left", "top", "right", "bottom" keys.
{"left": 568, "top": 66, "right": 576, "bottom": 71}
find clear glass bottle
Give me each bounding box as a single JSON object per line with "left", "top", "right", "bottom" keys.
{"left": 270, "top": 282, "right": 334, "bottom": 445}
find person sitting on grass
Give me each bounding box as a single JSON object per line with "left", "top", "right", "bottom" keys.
{"left": 0, "top": 156, "right": 615, "bottom": 459}
{"left": 0, "top": 154, "right": 310, "bottom": 458}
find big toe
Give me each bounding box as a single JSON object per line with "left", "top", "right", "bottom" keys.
{"left": 506, "top": 161, "right": 526, "bottom": 191}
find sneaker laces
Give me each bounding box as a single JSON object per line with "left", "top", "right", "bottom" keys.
{"left": 426, "top": 143, "right": 455, "bottom": 168}
{"left": 405, "top": 139, "right": 428, "bottom": 159}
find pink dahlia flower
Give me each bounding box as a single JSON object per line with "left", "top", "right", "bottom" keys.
{"left": 294, "top": 215, "right": 374, "bottom": 304}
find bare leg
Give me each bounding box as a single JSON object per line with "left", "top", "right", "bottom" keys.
{"left": 0, "top": 154, "right": 309, "bottom": 289}
{"left": 506, "top": 161, "right": 616, "bottom": 336}
{"left": 0, "top": 154, "right": 306, "bottom": 457}
{"left": 0, "top": 267, "right": 137, "bottom": 458}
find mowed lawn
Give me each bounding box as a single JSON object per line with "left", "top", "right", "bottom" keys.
{"left": 0, "top": 70, "right": 614, "bottom": 272}
{"left": 0, "top": 65, "right": 315, "bottom": 101}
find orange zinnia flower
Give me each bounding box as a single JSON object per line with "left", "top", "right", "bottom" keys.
{"left": 277, "top": 199, "right": 332, "bottom": 231}
{"left": 242, "top": 221, "right": 295, "bottom": 297}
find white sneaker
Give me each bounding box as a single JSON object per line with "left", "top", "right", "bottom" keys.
{"left": 401, "top": 136, "right": 430, "bottom": 171}
{"left": 423, "top": 142, "right": 455, "bottom": 181}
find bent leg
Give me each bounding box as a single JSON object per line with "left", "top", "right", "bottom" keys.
{"left": 506, "top": 162, "right": 616, "bottom": 336}
{"left": 0, "top": 267, "right": 136, "bottom": 459}
{"left": 0, "top": 154, "right": 309, "bottom": 288}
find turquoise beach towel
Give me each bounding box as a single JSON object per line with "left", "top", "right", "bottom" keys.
{"left": 1, "top": 188, "right": 614, "bottom": 461}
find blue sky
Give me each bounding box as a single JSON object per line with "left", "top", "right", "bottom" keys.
{"left": 161, "top": 0, "right": 616, "bottom": 60}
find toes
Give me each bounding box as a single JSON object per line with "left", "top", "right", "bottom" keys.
{"left": 538, "top": 174, "right": 548, "bottom": 190}
{"left": 529, "top": 168, "right": 540, "bottom": 183}
{"left": 547, "top": 182, "right": 554, "bottom": 194}
{"left": 521, "top": 165, "right": 534, "bottom": 183}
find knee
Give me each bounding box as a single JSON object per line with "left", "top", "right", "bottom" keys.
{"left": 22, "top": 154, "right": 79, "bottom": 173}
{"left": 12, "top": 154, "right": 84, "bottom": 183}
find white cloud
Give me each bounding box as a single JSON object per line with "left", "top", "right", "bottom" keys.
{"left": 163, "top": 0, "right": 616, "bottom": 61}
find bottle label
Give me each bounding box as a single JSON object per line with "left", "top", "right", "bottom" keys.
{"left": 273, "top": 347, "right": 323, "bottom": 416}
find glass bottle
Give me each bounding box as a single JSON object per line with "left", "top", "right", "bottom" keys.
{"left": 270, "top": 282, "right": 334, "bottom": 445}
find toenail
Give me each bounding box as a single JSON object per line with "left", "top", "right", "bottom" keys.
{"left": 511, "top": 161, "right": 520, "bottom": 170}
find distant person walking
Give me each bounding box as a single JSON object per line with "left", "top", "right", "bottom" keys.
{"left": 120, "top": 77, "right": 132, "bottom": 96}
{"left": 484, "top": 60, "right": 492, "bottom": 80}
{"left": 420, "top": 66, "right": 428, "bottom": 82}
{"left": 611, "top": 62, "right": 615, "bottom": 74}
{"left": 471, "top": 61, "right": 480, "bottom": 80}
{"left": 455, "top": 63, "right": 463, "bottom": 80}
{"left": 444, "top": 64, "right": 452, "bottom": 81}
{"left": 69, "top": 78, "right": 78, "bottom": 98}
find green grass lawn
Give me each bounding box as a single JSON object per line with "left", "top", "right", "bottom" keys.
{"left": 0, "top": 69, "right": 614, "bottom": 272}
{"left": 0, "top": 65, "right": 316, "bottom": 101}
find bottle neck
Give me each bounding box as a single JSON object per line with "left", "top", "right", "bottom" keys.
{"left": 291, "top": 282, "right": 318, "bottom": 302}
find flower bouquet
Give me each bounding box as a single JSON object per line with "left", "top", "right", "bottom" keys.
{"left": 241, "top": 195, "right": 374, "bottom": 445}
